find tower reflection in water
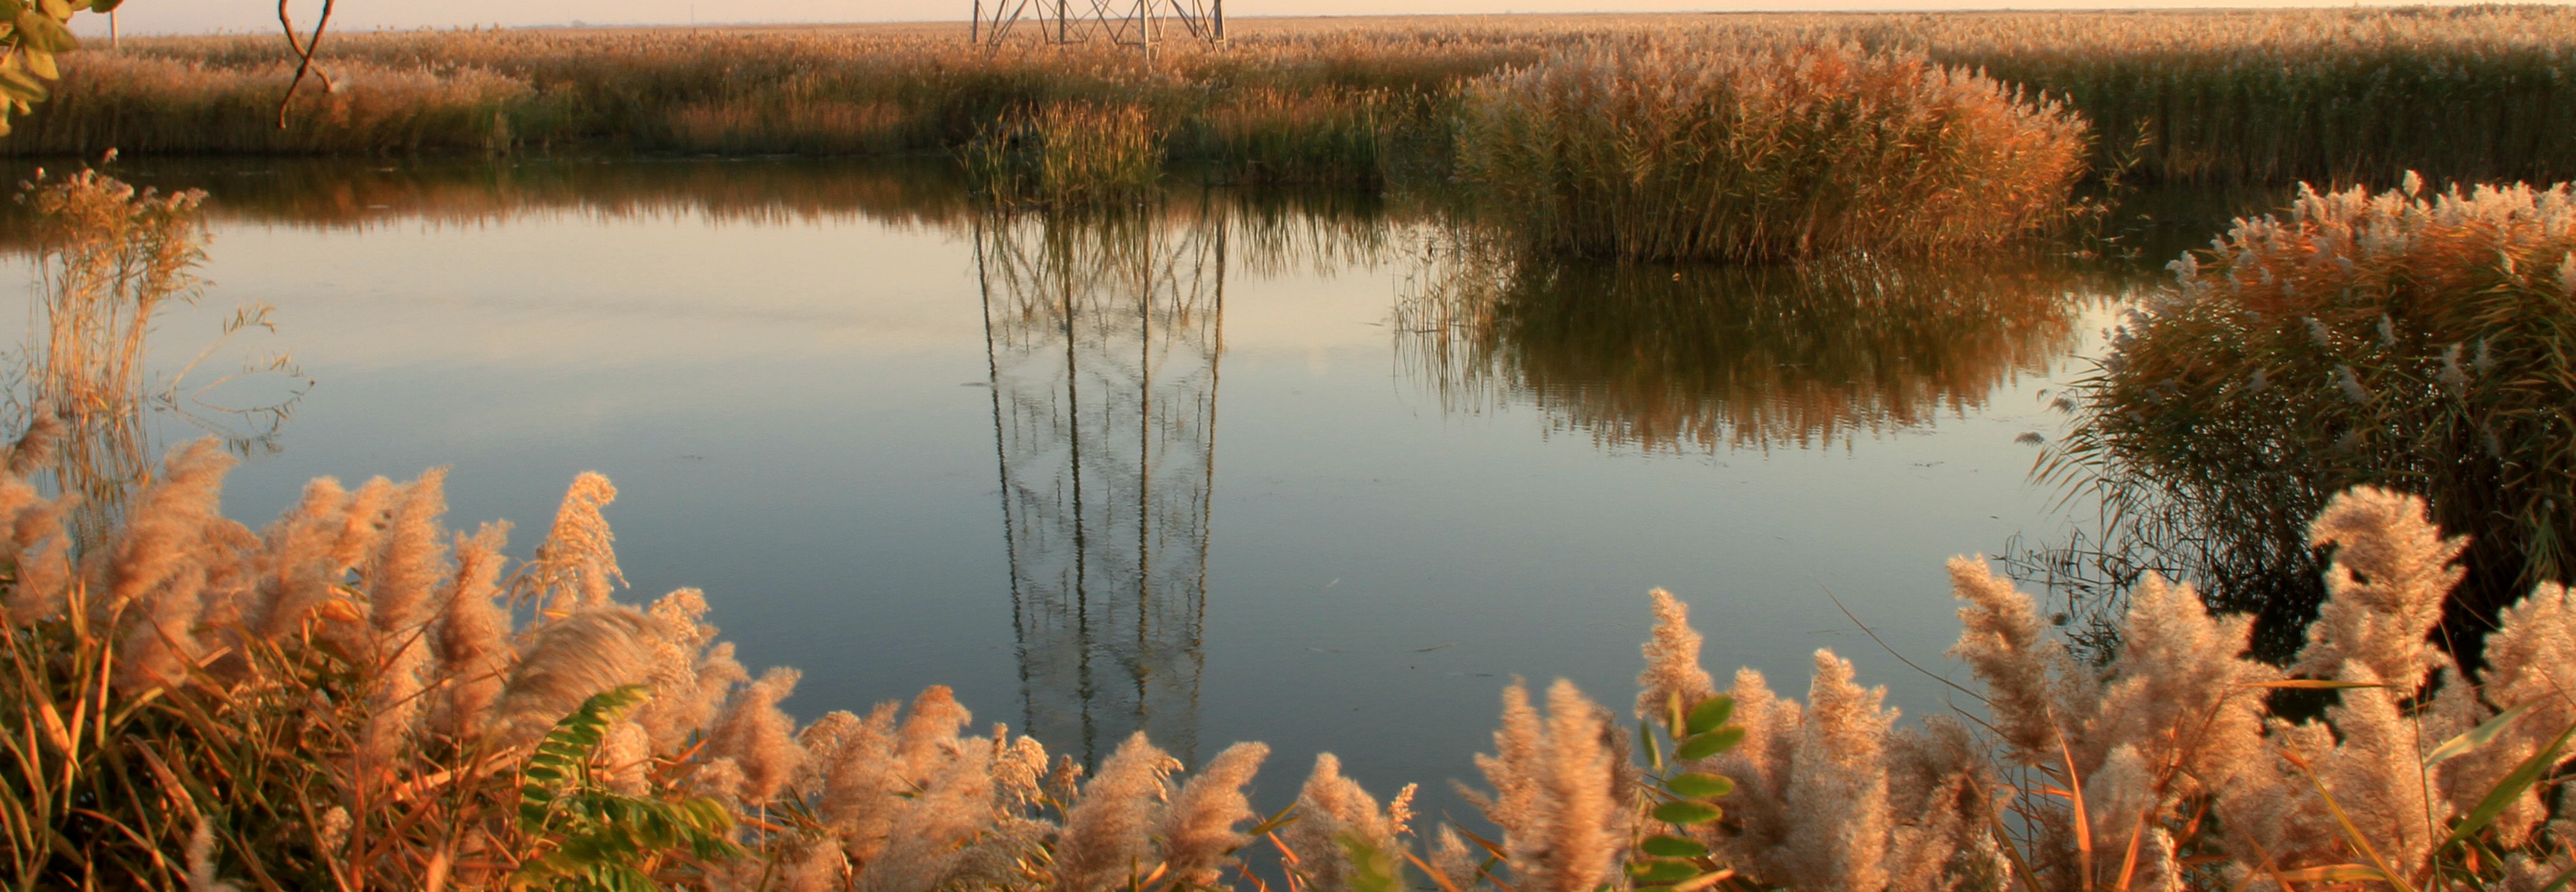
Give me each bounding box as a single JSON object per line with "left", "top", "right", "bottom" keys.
{"left": 976, "top": 210, "right": 1225, "bottom": 768}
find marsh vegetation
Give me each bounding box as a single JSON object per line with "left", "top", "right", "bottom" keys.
{"left": 4, "top": 6, "right": 2574, "bottom": 187}
{"left": 0, "top": 2, "right": 2572, "bottom": 888}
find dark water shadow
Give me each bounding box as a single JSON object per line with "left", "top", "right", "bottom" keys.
{"left": 1394, "top": 231, "right": 2143, "bottom": 453}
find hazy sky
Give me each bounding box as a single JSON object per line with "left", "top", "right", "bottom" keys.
{"left": 90, "top": 0, "right": 2496, "bottom": 35}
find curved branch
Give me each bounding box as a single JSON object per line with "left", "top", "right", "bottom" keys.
{"left": 275, "top": 0, "right": 337, "bottom": 129}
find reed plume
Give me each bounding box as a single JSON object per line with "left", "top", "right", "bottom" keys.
{"left": 708, "top": 666, "right": 805, "bottom": 802}
{"left": 1052, "top": 732, "right": 1181, "bottom": 892}
{"left": 431, "top": 522, "right": 512, "bottom": 737}
{"left": 1283, "top": 752, "right": 1401, "bottom": 892}
{"left": 522, "top": 471, "right": 622, "bottom": 612}
{"left": 489, "top": 606, "right": 663, "bottom": 739}
{"left": 1479, "top": 679, "right": 1629, "bottom": 892}
{"left": 1637, "top": 588, "right": 1715, "bottom": 722}
{"left": 1782, "top": 651, "right": 1895, "bottom": 891}
{"left": 855, "top": 740, "right": 994, "bottom": 892}
{"left": 104, "top": 439, "right": 236, "bottom": 691}
{"left": 1158, "top": 741, "right": 1271, "bottom": 888}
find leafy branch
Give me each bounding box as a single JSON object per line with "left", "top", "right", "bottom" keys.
{"left": 0, "top": 0, "right": 113, "bottom": 137}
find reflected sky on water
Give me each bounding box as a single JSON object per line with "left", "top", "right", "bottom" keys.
{"left": 0, "top": 157, "right": 2254, "bottom": 818}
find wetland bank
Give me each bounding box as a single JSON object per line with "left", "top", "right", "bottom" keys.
{"left": 4, "top": 7, "right": 2576, "bottom": 891}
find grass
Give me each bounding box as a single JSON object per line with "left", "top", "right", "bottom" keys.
{"left": 0, "top": 6, "right": 2568, "bottom": 190}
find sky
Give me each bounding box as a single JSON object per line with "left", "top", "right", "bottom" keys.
{"left": 89, "top": 0, "right": 2506, "bottom": 36}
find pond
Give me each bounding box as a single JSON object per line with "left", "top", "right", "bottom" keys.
{"left": 0, "top": 157, "right": 2258, "bottom": 820}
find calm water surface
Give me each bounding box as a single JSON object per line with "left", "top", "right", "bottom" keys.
{"left": 4, "top": 158, "right": 2232, "bottom": 819}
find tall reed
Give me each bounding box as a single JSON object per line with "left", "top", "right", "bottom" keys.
{"left": 1453, "top": 41, "right": 2087, "bottom": 261}
{"left": 12, "top": 169, "right": 204, "bottom": 550}
{"left": 962, "top": 102, "right": 1165, "bottom": 208}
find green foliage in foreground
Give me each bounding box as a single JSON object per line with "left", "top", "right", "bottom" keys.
{"left": 0, "top": 0, "right": 108, "bottom": 136}
{"left": 513, "top": 686, "right": 742, "bottom": 891}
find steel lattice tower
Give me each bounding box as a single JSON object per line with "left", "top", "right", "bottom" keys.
{"left": 970, "top": 0, "right": 1224, "bottom": 55}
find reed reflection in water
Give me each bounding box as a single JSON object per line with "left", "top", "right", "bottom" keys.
{"left": 1397, "top": 235, "right": 2104, "bottom": 452}
{"left": 977, "top": 209, "right": 1228, "bottom": 767}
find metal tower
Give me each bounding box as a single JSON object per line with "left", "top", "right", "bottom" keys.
{"left": 977, "top": 208, "right": 1227, "bottom": 768}
{"left": 970, "top": 0, "right": 1225, "bottom": 55}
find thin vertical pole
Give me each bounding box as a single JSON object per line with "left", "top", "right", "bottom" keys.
{"left": 1211, "top": 0, "right": 1222, "bottom": 44}
{"left": 972, "top": 0, "right": 981, "bottom": 45}
{"left": 109, "top": 11, "right": 119, "bottom": 49}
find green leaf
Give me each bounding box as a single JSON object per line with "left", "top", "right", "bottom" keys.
{"left": 1628, "top": 859, "right": 1699, "bottom": 883}
{"left": 34, "top": 0, "right": 66, "bottom": 20}
{"left": 85, "top": 0, "right": 115, "bottom": 11}
{"left": 1337, "top": 830, "right": 1408, "bottom": 892}
{"left": 1653, "top": 801, "right": 1724, "bottom": 825}
{"left": 518, "top": 684, "right": 653, "bottom": 831}
{"left": 1674, "top": 726, "right": 1745, "bottom": 761}
{"left": 0, "top": 1, "right": 23, "bottom": 21}
{"left": 1639, "top": 834, "right": 1710, "bottom": 859}
{"left": 2425, "top": 700, "right": 2539, "bottom": 768}
{"left": 0, "top": 62, "right": 49, "bottom": 103}
{"left": 12, "top": 11, "right": 73, "bottom": 53}
{"left": 1640, "top": 717, "right": 1664, "bottom": 772}
{"left": 2443, "top": 721, "right": 2576, "bottom": 850}
{"left": 21, "top": 48, "right": 50, "bottom": 80}
{"left": 1684, "top": 695, "right": 1735, "bottom": 736}
{"left": 1667, "top": 773, "right": 1735, "bottom": 799}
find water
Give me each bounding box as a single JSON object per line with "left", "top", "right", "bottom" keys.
{"left": 0, "top": 157, "right": 2232, "bottom": 820}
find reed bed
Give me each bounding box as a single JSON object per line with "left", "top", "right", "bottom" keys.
{"left": 2, "top": 7, "right": 2572, "bottom": 189}
{"left": 1454, "top": 41, "right": 2087, "bottom": 261}
{"left": 13, "top": 53, "right": 532, "bottom": 156}
{"left": 2048, "top": 173, "right": 2576, "bottom": 659}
